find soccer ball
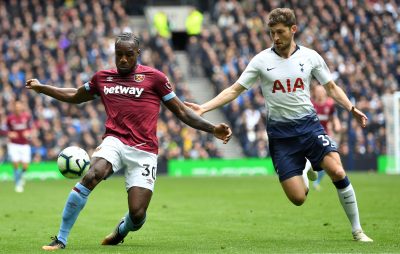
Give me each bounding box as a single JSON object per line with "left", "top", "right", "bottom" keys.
{"left": 57, "top": 146, "right": 91, "bottom": 179}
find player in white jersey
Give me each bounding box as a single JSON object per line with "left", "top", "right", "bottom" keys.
{"left": 185, "top": 8, "right": 372, "bottom": 242}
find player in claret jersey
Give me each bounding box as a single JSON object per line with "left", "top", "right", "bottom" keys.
{"left": 6, "top": 100, "right": 32, "bottom": 193}
{"left": 185, "top": 8, "right": 372, "bottom": 242}
{"left": 26, "top": 32, "right": 232, "bottom": 250}
{"left": 305, "top": 85, "right": 342, "bottom": 190}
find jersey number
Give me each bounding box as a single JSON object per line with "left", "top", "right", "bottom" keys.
{"left": 142, "top": 164, "right": 156, "bottom": 180}
{"left": 318, "top": 135, "right": 330, "bottom": 146}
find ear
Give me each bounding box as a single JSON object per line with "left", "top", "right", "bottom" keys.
{"left": 291, "top": 25, "right": 297, "bottom": 34}
{"left": 137, "top": 48, "right": 141, "bottom": 55}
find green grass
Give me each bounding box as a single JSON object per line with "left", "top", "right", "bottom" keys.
{"left": 0, "top": 173, "right": 399, "bottom": 253}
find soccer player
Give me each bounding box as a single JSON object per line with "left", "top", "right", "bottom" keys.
{"left": 306, "top": 85, "right": 342, "bottom": 190}
{"left": 185, "top": 8, "right": 373, "bottom": 242}
{"left": 6, "top": 100, "right": 32, "bottom": 193}
{"left": 25, "top": 32, "right": 232, "bottom": 250}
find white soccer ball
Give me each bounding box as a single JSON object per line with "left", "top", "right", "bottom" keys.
{"left": 57, "top": 146, "right": 91, "bottom": 179}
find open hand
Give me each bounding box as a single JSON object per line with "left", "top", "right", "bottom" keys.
{"left": 352, "top": 107, "right": 368, "bottom": 128}
{"left": 184, "top": 101, "right": 204, "bottom": 116}
{"left": 213, "top": 123, "right": 232, "bottom": 144}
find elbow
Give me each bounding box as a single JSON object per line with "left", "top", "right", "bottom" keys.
{"left": 324, "top": 82, "right": 336, "bottom": 91}
{"left": 324, "top": 83, "right": 335, "bottom": 96}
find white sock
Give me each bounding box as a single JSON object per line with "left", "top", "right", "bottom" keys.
{"left": 337, "top": 184, "right": 362, "bottom": 232}
{"left": 302, "top": 160, "right": 312, "bottom": 189}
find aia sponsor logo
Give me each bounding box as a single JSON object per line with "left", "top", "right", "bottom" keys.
{"left": 134, "top": 74, "right": 145, "bottom": 82}
{"left": 272, "top": 78, "right": 304, "bottom": 93}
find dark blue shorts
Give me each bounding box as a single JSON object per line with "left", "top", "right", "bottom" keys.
{"left": 269, "top": 129, "right": 338, "bottom": 182}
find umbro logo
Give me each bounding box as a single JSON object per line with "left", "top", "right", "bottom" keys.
{"left": 106, "top": 77, "right": 113, "bottom": 82}
{"left": 267, "top": 67, "right": 276, "bottom": 71}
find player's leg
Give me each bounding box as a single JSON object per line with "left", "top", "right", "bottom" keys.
{"left": 19, "top": 144, "right": 32, "bottom": 188}
{"left": 124, "top": 186, "right": 152, "bottom": 233}
{"left": 280, "top": 176, "right": 309, "bottom": 206}
{"left": 321, "top": 152, "right": 373, "bottom": 242}
{"left": 304, "top": 159, "right": 318, "bottom": 183}
{"left": 12, "top": 161, "right": 23, "bottom": 192}
{"left": 42, "top": 158, "right": 113, "bottom": 250}
{"left": 313, "top": 170, "right": 325, "bottom": 191}
{"left": 102, "top": 187, "right": 152, "bottom": 245}
{"left": 102, "top": 144, "right": 157, "bottom": 245}
{"left": 270, "top": 137, "right": 309, "bottom": 206}
{"left": 8, "top": 143, "right": 24, "bottom": 192}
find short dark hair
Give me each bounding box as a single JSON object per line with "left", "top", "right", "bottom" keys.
{"left": 267, "top": 8, "right": 296, "bottom": 27}
{"left": 115, "top": 32, "right": 140, "bottom": 48}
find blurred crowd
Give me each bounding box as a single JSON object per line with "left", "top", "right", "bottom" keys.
{"left": 189, "top": 0, "right": 399, "bottom": 166}
{"left": 1, "top": 0, "right": 399, "bottom": 170}
{"left": 0, "top": 0, "right": 221, "bottom": 169}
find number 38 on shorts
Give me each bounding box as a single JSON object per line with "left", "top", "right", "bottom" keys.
{"left": 318, "top": 134, "right": 337, "bottom": 148}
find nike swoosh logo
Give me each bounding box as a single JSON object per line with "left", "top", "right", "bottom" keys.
{"left": 267, "top": 67, "right": 276, "bottom": 71}
{"left": 344, "top": 195, "right": 352, "bottom": 199}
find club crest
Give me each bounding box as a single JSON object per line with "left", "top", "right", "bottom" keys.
{"left": 134, "top": 74, "right": 145, "bottom": 82}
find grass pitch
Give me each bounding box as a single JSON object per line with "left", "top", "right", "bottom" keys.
{"left": 0, "top": 173, "right": 399, "bottom": 253}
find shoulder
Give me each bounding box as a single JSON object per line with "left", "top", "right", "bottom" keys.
{"left": 94, "top": 69, "right": 117, "bottom": 77}
{"left": 298, "top": 46, "right": 326, "bottom": 66}
{"left": 249, "top": 48, "right": 274, "bottom": 66}
{"left": 137, "top": 64, "right": 168, "bottom": 83}
{"left": 137, "top": 64, "right": 165, "bottom": 76}
{"left": 88, "top": 69, "right": 117, "bottom": 83}
{"left": 255, "top": 48, "right": 274, "bottom": 59}
{"left": 297, "top": 46, "right": 321, "bottom": 58}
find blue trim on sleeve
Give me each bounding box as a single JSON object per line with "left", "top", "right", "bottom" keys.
{"left": 83, "top": 82, "right": 99, "bottom": 98}
{"left": 84, "top": 82, "right": 90, "bottom": 91}
{"left": 162, "top": 92, "right": 176, "bottom": 102}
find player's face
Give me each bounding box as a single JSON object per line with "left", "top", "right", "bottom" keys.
{"left": 115, "top": 41, "right": 140, "bottom": 75}
{"left": 269, "top": 23, "right": 296, "bottom": 52}
{"left": 14, "top": 101, "right": 23, "bottom": 115}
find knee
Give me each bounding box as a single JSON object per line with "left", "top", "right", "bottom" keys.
{"left": 327, "top": 167, "right": 346, "bottom": 182}
{"left": 81, "top": 168, "right": 103, "bottom": 189}
{"left": 129, "top": 207, "right": 147, "bottom": 223}
{"left": 288, "top": 193, "right": 307, "bottom": 206}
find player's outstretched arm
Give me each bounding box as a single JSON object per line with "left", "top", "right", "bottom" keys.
{"left": 324, "top": 80, "right": 368, "bottom": 128}
{"left": 184, "top": 82, "right": 246, "bottom": 116}
{"left": 164, "top": 97, "right": 232, "bottom": 144}
{"left": 26, "top": 79, "right": 95, "bottom": 104}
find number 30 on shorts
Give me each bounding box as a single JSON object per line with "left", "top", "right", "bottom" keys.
{"left": 318, "top": 134, "right": 336, "bottom": 148}
{"left": 142, "top": 164, "right": 156, "bottom": 180}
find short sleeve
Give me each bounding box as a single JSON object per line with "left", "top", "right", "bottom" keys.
{"left": 84, "top": 72, "right": 100, "bottom": 96}
{"left": 154, "top": 72, "right": 176, "bottom": 102}
{"left": 311, "top": 51, "right": 332, "bottom": 85}
{"left": 237, "top": 56, "right": 260, "bottom": 89}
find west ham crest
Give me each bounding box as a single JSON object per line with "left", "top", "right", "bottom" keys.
{"left": 134, "top": 74, "right": 145, "bottom": 82}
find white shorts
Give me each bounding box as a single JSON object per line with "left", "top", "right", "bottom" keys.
{"left": 7, "top": 143, "right": 31, "bottom": 164}
{"left": 92, "top": 136, "right": 158, "bottom": 192}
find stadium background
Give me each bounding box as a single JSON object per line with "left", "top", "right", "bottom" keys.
{"left": 0, "top": 0, "right": 399, "bottom": 177}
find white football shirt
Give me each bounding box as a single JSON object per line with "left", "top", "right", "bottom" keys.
{"left": 237, "top": 45, "right": 332, "bottom": 137}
